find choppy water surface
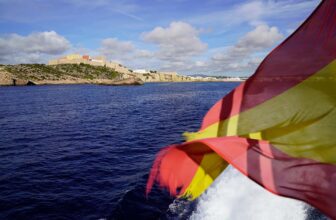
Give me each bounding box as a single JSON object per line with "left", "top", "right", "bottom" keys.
{"left": 0, "top": 83, "right": 235, "bottom": 219}
{"left": 0, "top": 83, "right": 328, "bottom": 220}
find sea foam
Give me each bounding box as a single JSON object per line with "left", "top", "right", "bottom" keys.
{"left": 190, "top": 166, "right": 307, "bottom": 220}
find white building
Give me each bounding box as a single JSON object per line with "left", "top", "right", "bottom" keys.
{"left": 134, "top": 69, "right": 150, "bottom": 74}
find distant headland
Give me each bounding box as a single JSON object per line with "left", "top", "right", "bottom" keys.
{"left": 0, "top": 54, "right": 246, "bottom": 86}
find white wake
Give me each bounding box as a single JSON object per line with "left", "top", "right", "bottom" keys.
{"left": 190, "top": 166, "right": 307, "bottom": 220}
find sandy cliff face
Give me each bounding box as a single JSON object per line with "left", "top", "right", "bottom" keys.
{"left": 0, "top": 67, "right": 14, "bottom": 85}
{"left": 0, "top": 69, "right": 38, "bottom": 86}
{"left": 96, "top": 78, "right": 143, "bottom": 86}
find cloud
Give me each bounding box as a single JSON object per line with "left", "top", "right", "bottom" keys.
{"left": 100, "top": 38, "right": 135, "bottom": 58}
{"left": 133, "top": 49, "right": 154, "bottom": 59}
{"left": 142, "top": 21, "right": 207, "bottom": 61}
{"left": 133, "top": 22, "right": 282, "bottom": 74}
{"left": 0, "top": 31, "right": 70, "bottom": 64}
{"left": 169, "top": 24, "right": 283, "bottom": 75}
{"left": 238, "top": 25, "right": 284, "bottom": 50}
{"left": 135, "top": 22, "right": 285, "bottom": 75}
{"left": 98, "top": 37, "right": 155, "bottom": 68}
{"left": 210, "top": 24, "right": 283, "bottom": 74}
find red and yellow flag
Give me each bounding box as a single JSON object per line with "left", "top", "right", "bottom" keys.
{"left": 147, "top": 0, "right": 336, "bottom": 218}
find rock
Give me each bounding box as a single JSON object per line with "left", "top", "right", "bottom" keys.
{"left": 97, "top": 78, "right": 144, "bottom": 86}
{"left": 12, "top": 79, "right": 36, "bottom": 86}
{"left": 27, "top": 81, "right": 36, "bottom": 86}
{"left": 0, "top": 79, "right": 13, "bottom": 86}
{"left": 12, "top": 79, "right": 27, "bottom": 86}
{"left": 0, "top": 70, "right": 13, "bottom": 86}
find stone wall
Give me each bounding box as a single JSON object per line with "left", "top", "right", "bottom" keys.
{"left": 48, "top": 57, "right": 133, "bottom": 77}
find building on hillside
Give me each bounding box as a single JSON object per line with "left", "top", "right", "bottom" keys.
{"left": 82, "top": 55, "right": 90, "bottom": 60}
{"left": 134, "top": 69, "right": 150, "bottom": 74}
{"left": 48, "top": 54, "right": 220, "bottom": 82}
{"left": 66, "top": 54, "right": 81, "bottom": 60}
{"left": 48, "top": 54, "right": 134, "bottom": 77}
{"left": 133, "top": 70, "right": 194, "bottom": 82}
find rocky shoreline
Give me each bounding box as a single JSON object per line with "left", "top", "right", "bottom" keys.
{"left": 0, "top": 64, "right": 144, "bottom": 86}
{"left": 0, "top": 78, "right": 144, "bottom": 86}
{"left": 0, "top": 63, "right": 244, "bottom": 87}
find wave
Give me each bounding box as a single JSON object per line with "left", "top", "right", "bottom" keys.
{"left": 190, "top": 166, "right": 308, "bottom": 220}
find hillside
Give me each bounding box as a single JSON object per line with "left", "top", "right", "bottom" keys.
{"left": 0, "top": 63, "right": 143, "bottom": 86}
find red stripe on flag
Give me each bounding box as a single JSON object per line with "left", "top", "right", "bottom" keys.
{"left": 146, "top": 145, "right": 203, "bottom": 197}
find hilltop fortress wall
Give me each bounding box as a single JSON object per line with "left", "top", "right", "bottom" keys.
{"left": 48, "top": 54, "right": 224, "bottom": 82}
{"left": 48, "top": 54, "right": 133, "bottom": 77}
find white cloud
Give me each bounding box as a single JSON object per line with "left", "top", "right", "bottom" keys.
{"left": 133, "top": 49, "right": 154, "bottom": 59}
{"left": 100, "top": 38, "right": 135, "bottom": 58}
{"left": 210, "top": 24, "right": 283, "bottom": 75}
{"left": 98, "top": 37, "right": 156, "bottom": 69}
{"left": 238, "top": 25, "right": 284, "bottom": 50}
{"left": 132, "top": 23, "right": 283, "bottom": 75}
{"left": 0, "top": 31, "right": 70, "bottom": 55}
{"left": 0, "top": 31, "right": 70, "bottom": 64}
{"left": 142, "top": 21, "right": 207, "bottom": 62}
{"left": 178, "top": 24, "right": 283, "bottom": 75}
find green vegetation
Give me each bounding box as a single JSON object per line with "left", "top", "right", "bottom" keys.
{"left": 3, "top": 63, "right": 121, "bottom": 81}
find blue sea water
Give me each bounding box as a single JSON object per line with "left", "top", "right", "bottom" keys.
{"left": 0, "top": 82, "right": 238, "bottom": 220}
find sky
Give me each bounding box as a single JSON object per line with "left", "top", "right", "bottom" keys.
{"left": 0, "top": 0, "right": 321, "bottom": 76}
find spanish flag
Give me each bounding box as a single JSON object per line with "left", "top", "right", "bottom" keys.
{"left": 146, "top": 0, "right": 336, "bottom": 218}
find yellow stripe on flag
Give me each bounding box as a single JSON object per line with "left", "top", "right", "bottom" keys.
{"left": 185, "top": 60, "right": 336, "bottom": 164}
{"left": 182, "top": 153, "right": 228, "bottom": 199}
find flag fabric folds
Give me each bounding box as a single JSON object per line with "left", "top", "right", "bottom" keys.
{"left": 146, "top": 0, "right": 336, "bottom": 218}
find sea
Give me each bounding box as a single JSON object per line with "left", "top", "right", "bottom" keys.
{"left": 0, "top": 82, "right": 329, "bottom": 220}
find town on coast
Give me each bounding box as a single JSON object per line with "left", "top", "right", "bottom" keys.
{"left": 0, "top": 53, "right": 246, "bottom": 86}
